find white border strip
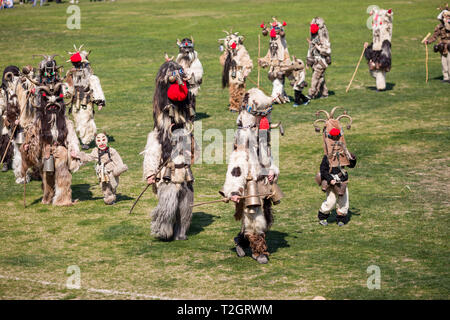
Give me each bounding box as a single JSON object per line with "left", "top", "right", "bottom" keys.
{"left": 0, "top": 274, "right": 175, "bottom": 300}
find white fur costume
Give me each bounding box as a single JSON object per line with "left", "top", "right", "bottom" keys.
{"left": 223, "top": 88, "right": 282, "bottom": 264}
{"left": 175, "top": 38, "right": 203, "bottom": 97}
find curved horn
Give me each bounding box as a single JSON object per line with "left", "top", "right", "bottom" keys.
{"left": 184, "top": 122, "right": 194, "bottom": 136}
{"left": 4, "top": 71, "right": 14, "bottom": 81}
{"left": 313, "top": 119, "right": 327, "bottom": 132}
{"left": 336, "top": 114, "right": 353, "bottom": 129}
{"left": 53, "top": 82, "right": 63, "bottom": 92}
{"left": 270, "top": 122, "right": 280, "bottom": 129}
{"left": 222, "top": 30, "right": 230, "bottom": 35}
{"left": 25, "top": 76, "right": 40, "bottom": 86}
{"left": 36, "top": 85, "right": 51, "bottom": 93}
{"left": 315, "top": 109, "right": 330, "bottom": 119}
{"left": 330, "top": 106, "right": 345, "bottom": 118}
{"left": 49, "top": 54, "right": 59, "bottom": 60}
{"left": 190, "top": 35, "right": 194, "bottom": 44}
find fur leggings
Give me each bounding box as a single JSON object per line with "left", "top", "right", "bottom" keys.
{"left": 151, "top": 182, "right": 193, "bottom": 241}
{"left": 42, "top": 146, "right": 73, "bottom": 206}
{"left": 229, "top": 82, "right": 246, "bottom": 112}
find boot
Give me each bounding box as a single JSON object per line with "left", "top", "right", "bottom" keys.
{"left": 252, "top": 253, "right": 269, "bottom": 264}
{"left": 318, "top": 211, "right": 329, "bottom": 226}
{"left": 1, "top": 163, "right": 8, "bottom": 172}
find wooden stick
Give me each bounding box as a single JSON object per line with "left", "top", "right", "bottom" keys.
{"left": 191, "top": 192, "right": 274, "bottom": 208}
{"left": 345, "top": 43, "right": 368, "bottom": 93}
{"left": 422, "top": 33, "right": 431, "bottom": 83}
{"left": 23, "top": 179, "right": 26, "bottom": 208}
{"left": 257, "top": 34, "right": 261, "bottom": 89}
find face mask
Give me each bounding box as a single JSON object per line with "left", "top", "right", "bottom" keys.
{"left": 95, "top": 133, "right": 108, "bottom": 150}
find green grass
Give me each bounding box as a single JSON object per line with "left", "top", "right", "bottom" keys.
{"left": 0, "top": 0, "right": 449, "bottom": 299}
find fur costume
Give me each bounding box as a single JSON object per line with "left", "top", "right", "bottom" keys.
{"left": 364, "top": 8, "right": 393, "bottom": 90}
{"left": 313, "top": 107, "right": 357, "bottom": 226}
{"left": 175, "top": 37, "right": 204, "bottom": 97}
{"left": 222, "top": 88, "right": 284, "bottom": 264}
{"left": 259, "top": 18, "right": 292, "bottom": 104}
{"left": 142, "top": 59, "right": 196, "bottom": 241}
{"left": 64, "top": 45, "right": 106, "bottom": 148}
{"left": 219, "top": 31, "right": 253, "bottom": 112}
{"left": 426, "top": 5, "right": 450, "bottom": 81}
{"left": 74, "top": 133, "right": 128, "bottom": 205}
{"left": 20, "top": 55, "right": 81, "bottom": 206}
{"left": 306, "top": 17, "right": 331, "bottom": 99}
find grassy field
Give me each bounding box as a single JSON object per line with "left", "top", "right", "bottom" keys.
{"left": 0, "top": 0, "right": 448, "bottom": 300}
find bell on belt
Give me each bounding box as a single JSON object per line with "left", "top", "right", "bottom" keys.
{"left": 43, "top": 155, "right": 54, "bottom": 172}
{"left": 245, "top": 180, "right": 261, "bottom": 208}
{"left": 270, "top": 183, "right": 284, "bottom": 205}
{"left": 163, "top": 166, "right": 172, "bottom": 182}
{"left": 15, "top": 131, "right": 25, "bottom": 145}
{"left": 185, "top": 167, "right": 194, "bottom": 182}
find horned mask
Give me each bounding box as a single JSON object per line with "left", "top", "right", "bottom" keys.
{"left": 437, "top": 4, "right": 450, "bottom": 30}
{"left": 67, "top": 44, "right": 91, "bottom": 67}
{"left": 218, "top": 30, "right": 244, "bottom": 54}
{"left": 261, "top": 17, "right": 287, "bottom": 60}
{"left": 313, "top": 107, "right": 353, "bottom": 168}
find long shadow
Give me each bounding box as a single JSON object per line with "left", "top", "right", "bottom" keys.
{"left": 188, "top": 211, "right": 215, "bottom": 236}
{"left": 195, "top": 112, "right": 210, "bottom": 121}
{"left": 72, "top": 183, "right": 102, "bottom": 201}
{"left": 116, "top": 193, "right": 134, "bottom": 203}
{"left": 367, "top": 82, "right": 396, "bottom": 91}
{"left": 327, "top": 207, "right": 360, "bottom": 225}
{"left": 228, "top": 229, "right": 290, "bottom": 255}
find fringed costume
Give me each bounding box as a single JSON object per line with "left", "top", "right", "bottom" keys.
{"left": 20, "top": 55, "right": 81, "bottom": 206}
{"left": 175, "top": 37, "right": 204, "bottom": 98}
{"left": 259, "top": 18, "right": 292, "bottom": 104}
{"left": 65, "top": 45, "right": 106, "bottom": 149}
{"left": 219, "top": 31, "right": 253, "bottom": 112}
{"left": 306, "top": 17, "right": 331, "bottom": 99}
{"left": 222, "top": 88, "right": 284, "bottom": 264}
{"left": 364, "top": 8, "right": 393, "bottom": 91}
{"left": 313, "top": 107, "right": 357, "bottom": 226}
{"left": 142, "top": 59, "right": 196, "bottom": 241}
{"left": 425, "top": 5, "right": 450, "bottom": 82}
{"left": 73, "top": 133, "right": 128, "bottom": 205}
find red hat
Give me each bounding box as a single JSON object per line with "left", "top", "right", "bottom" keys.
{"left": 259, "top": 116, "right": 269, "bottom": 130}
{"left": 70, "top": 52, "right": 82, "bottom": 63}
{"left": 167, "top": 82, "right": 188, "bottom": 101}
{"left": 329, "top": 127, "right": 340, "bottom": 137}
{"left": 231, "top": 42, "right": 237, "bottom": 49}
{"left": 310, "top": 23, "right": 319, "bottom": 34}
{"left": 270, "top": 28, "right": 277, "bottom": 38}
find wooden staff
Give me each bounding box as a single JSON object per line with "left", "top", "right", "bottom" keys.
{"left": 257, "top": 34, "right": 261, "bottom": 89}
{"left": 191, "top": 192, "right": 274, "bottom": 208}
{"left": 345, "top": 42, "right": 368, "bottom": 93}
{"left": 421, "top": 32, "right": 431, "bottom": 83}
{"left": 0, "top": 90, "right": 32, "bottom": 166}
{"left": 129, "top": 158, "right": 171, "bottom": 215}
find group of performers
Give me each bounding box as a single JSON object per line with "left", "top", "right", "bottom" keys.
{"left": 1, "top": 5, "right": 449, "bottom": 264}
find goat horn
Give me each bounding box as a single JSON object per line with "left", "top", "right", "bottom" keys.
{"left": 336, "top": 114, "right": 353, "bottom": 129}
{"left": 4, "top": 71, "right": 14, "bottom": 81}
{"left": 313, "top": 119, "right": 327, "bottom": 132}
{"left": 315, "top": 109, "right": 330, "bottom": 119}
{"left": 50, "top": 54, "right": 59, "bottom": 60}
{"left": 223, "top": 30, "right": 230, "bottom": 35}
{"left": 330, "top": 106, "right": 345, "bottom": 118}
{"left": 36, "top": 85, "right": 51, "bottom": 93}
{"left": 191, "top": 35, "right": 194, "bottom": 44}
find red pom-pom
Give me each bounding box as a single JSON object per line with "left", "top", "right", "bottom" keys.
{"left": 31, "top": 88, "right": 35, "bottom": 94}
{"left": 272, "top": 22, "right": 277, "bottom": 27}
{"left": 329, "top": 127, "right": 340, "bottom": 136}
{"left": 259, "top": 116, "right": 269, "bottom": 130}
{"left": 70, "top": 52, "right": 82, "bottom": 63}
{"left": 167, "top": 82, "right": 188, "bottom": 101}
{"left": 282, "top": 21, "right": 287, "bottom": 26}
{"left": 270, "top": 28, "right": 277, "bottom": 38}
{"left": 260, "top": 23, "right": 265, "bottom": 28}
{"left": 59, "top": 93, "right": 64, "bottom": 98}
{"left": 42, "top": 92, "right": 46, "bottom": 97}
{"left": 387, "top": 9, "right": 392, "bottom": 14}
{"left": 310, "top": 23, "right": 319, "bottom": 34}
{"left": 231, "top": 42, "right": 237, "bottom": 49}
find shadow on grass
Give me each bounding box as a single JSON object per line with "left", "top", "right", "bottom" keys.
{"left": 367, "top": 82, "right": 396, "bottom": 91}
{"left": 327, "top": 208, "right": 360, "bottom": 225}
{"left": 188, "top": 211, "right": 215, "bottom": 236}
{"left": 228, "top": 229, "right": 289, "bottom": 256}
{"left": 72, "top": 183, "right": 102, "bottom": 202}
{"left": 195, "top": 112, "right": 210, "bottom": 120}
{"left": 116, "top": 193, "right": 134, "bottom": 203}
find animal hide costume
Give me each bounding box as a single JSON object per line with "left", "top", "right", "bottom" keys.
{"left": 222, "top": 88, "right": 284, "bottom": 264}
{"left": 175, "top": 37, "right": 204, "bottom": 97}
{"left": 20, "top": 55, "right": 81, "bottom": 206}
{"left": 219, "top": 30, "right": 253, "bottom": 112}
{"left": 364, "top": 8, "right": 393, "bottom": 91}
{"left": 259, "top": 18, "right": 292, "bottom": 104}
{"left": 65, "top": 45, "right": 106, "bottom": 149}
{"left": 313, "top": 107, "right": 357, "bottom": 226}
{"left": 73, "top": 133, "right": 128, "bottom": 205}
{"left": 306, "top": 17, "right": 331, "bottom": 99}
{"left": 142, "top": 59, "right": 196, "bottom": 241}
{"left": 425, "top": 5, "right": 450, "bottom": 82}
